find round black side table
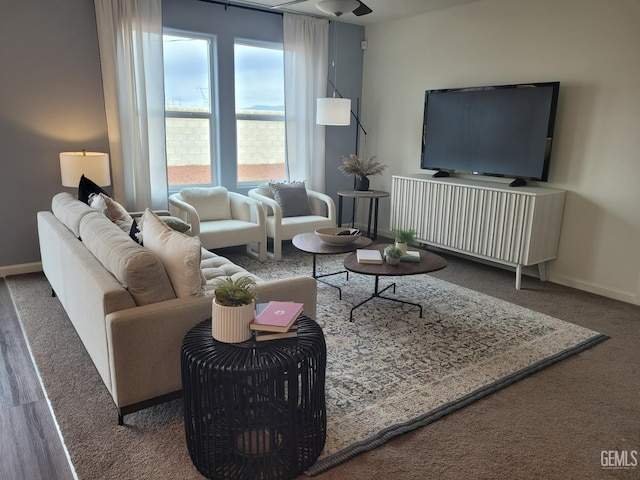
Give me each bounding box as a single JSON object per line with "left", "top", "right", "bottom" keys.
{"left": 181, "top": 316, "right": 326, "bottom": 480}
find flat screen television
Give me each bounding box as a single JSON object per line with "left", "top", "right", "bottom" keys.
{"left": 420, "top": 81, "right": 560, "bottom": 187}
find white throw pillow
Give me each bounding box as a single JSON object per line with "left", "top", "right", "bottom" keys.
{"left": 180, "top": 187, "right": 231, "bottom": 222}
{"left": 141, "top": 209, "right": 204, "bottom": 297}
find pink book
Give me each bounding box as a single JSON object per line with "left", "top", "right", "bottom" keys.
{"left": 250, "top": 301, "right": 304, "bottom": 333}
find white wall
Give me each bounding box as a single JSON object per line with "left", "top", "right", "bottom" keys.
{"left": 360, "top": 0, "right": 640, "bottom": 305}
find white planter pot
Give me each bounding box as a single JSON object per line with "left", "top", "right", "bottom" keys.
{"left": 211, "top": 299, "right": 254, "bottom": 343}
{"left": 395, "top": 241, "right": 407, "bottom": 255}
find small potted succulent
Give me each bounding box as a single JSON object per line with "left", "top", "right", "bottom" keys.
{"left": 338, "top": 154, "right": 388, "bottom": 191}
{"left": 211, "top": 276, "right": 257, "bottom": 343}
{"left": 383, "top": 245, "right": 403, "bottom": 265}
{"left": 393, "top": 228, "right": 417, "bottom": 255}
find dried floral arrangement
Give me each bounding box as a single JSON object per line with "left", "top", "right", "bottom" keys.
{"left": 338, "top": 154, "right": 388, "bottom": 179}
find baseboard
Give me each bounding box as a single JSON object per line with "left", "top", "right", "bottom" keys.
{"left": 548, "top": 273, "right": 639, "bottom": 306}
{"left": 373, "top": 232, "right": 639, "bottom": 306}
{"left": 0, "top": 262, "right": 43, "bottom": 278}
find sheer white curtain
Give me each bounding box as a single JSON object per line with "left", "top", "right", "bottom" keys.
{"left": 283, "top": 14, "right": 328, "bottom": 192}
{"left": 94, "top": 0, "right": 167, "bottom": 211}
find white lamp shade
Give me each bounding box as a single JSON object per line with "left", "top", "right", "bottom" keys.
{"left": 316, "top": 0, "right": 359, "bottom": 17}
{"left": 60, "top": 151, "right": 111, "bottom": 187}
{"left": 316, "top": 98, "right": 351, "bottom": 126}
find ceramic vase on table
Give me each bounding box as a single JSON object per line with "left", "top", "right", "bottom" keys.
{"left": 355, "top": 176, "right": 370, "bottom": 191}
{"left": 211, "top": 299, "right": 254, "bottom": 343}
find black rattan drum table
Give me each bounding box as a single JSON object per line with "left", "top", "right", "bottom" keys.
{"left": 181, "top": 316, "right": 326, "bottom": 480}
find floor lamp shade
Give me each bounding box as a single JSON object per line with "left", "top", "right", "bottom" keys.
{"left": 60, "top": 151, "right": 111, "bottom": 187}
{"left": 316, "top": 97, "right": 351, "bottom": 126}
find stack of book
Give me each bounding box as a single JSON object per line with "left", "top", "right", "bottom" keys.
{"left": 356, "top": 249, "right": 383, "bottom": 264}
{"left": 400, "top": 251, "right": 420, "bottom": 262}
{"left": 250, "top": 301, "right": 304, "bottom": 341}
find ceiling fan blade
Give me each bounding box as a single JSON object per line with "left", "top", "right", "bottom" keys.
{"left": 271, "top": 0, "right": 309, "bottom": 8}
{"left": 353, "top": 0, "right": 372, "bottom": 16}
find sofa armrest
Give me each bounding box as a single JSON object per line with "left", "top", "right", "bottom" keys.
{"left": 106, "top": 294, "right": 214, "bottom": 408}
{"left": 255, "top": 275, "right": 317, "bottom": 320}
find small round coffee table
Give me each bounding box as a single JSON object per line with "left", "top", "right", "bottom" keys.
{"left": 292, "top": 232, "right": 373, "bottom": 299}
{"left": 343, "top": 245, "right": 448, "bottom": 321}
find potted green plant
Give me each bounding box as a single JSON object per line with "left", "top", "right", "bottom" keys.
{"left": 383, "top": 245, "right": 403, "bottom": 265}
{"left": 338, "top": 154, "right": 388, "bottom": 191}
{"left": 211, "top": 276, "right": 257, "bottom": 343}
{"left": 393, "top": 228, "right": 417, "bottom": 254}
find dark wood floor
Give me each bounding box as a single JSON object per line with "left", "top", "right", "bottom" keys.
{"left": 0, "top": 278, "right": 75, "bottom": 480}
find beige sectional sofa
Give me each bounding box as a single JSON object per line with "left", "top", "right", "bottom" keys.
{"left": 37, "top": 192, "right": 317, "bottom": 424}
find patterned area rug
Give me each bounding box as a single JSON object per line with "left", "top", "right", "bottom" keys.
{"left": 225, "top": 248, "right": 608, "bottom": 475}
{"left": 7, "top": 248, "right": 607, "bottom": 478}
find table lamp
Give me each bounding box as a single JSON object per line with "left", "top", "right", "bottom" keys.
{"left": 60, "top": 150, "right": 111, "bottom": 187}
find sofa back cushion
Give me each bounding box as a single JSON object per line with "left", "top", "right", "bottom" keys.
{"left": 180, "top": 187, "right": 231, "bottom": 221}
{"left": 141, "top": 209, "right": 204, "bottom": 298}
{"left": 79, "top": 212, "right": 176, "bottom": 305}
{"left": 52, "top": 192, "right": 95, "bottom": 237}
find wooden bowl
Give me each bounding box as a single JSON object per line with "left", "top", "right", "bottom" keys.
{"left": 315, "top": 227, "right": 362, "bottom": 245}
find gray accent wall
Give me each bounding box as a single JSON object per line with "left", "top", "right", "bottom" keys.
{"left": 0, "top": 0, "right": 110, "bottom": 270}
{"left": 0, "top": 0, "right": 363, "bottom": 271}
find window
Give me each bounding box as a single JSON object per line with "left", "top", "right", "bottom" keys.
{"left": 234, "top": 41, "right": 286, "bottom": 184}
{"left": 163, "top": 32, "right": 216, "bottom": 188}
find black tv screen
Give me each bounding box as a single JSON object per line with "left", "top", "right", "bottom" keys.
{"left": 420, "top": 81, "right": 560, "bottom": 184}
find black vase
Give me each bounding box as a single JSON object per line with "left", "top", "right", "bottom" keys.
{"left": 355, "top": 176, "right": 370, "bottom": 191}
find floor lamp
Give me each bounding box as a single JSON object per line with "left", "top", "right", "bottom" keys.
{"left": 316, "top": 79, "right": 367, "bottom": 158}
{"left": 317, "top": 80, "right": 368, "bottom": 227}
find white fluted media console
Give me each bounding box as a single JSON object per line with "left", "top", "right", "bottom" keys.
{"left": 390, "top": 174, "right": 566, "bottom": 289}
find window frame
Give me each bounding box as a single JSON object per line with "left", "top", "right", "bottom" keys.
{"left": 233, "top": 38, "right": 287, "bottom": 187}
{"left": 163, "top": 29, "right": 219, "bottom": 193}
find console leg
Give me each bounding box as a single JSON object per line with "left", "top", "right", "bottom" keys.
{"left": 537, "top": 262, "right": 547, "bottom": 282}
{"left": 515, "top": 265, "right": 522, "bottom": 290}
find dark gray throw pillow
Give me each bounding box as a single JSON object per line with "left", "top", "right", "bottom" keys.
{"left": 270, "top": 181, "right": 312, "bottom": 217}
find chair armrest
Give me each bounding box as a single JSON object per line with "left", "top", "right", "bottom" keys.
{"left": 307, "top": 190, "right": 336, "bottom": 224}
{"left": 228, "top": 192, "right": 265, "bottom": 225}
{"left": 248, "top": 189, "right": 282, "bottom": 221}
{"left": 168, "top": 194, "right": 201, "bottom": 237}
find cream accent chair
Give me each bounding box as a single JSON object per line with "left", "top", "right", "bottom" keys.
{"left": 248, "top": 184, "right": 336, "bottom": 261}
{"left": 169, "top": 187, "right": 267, "bottom": 262}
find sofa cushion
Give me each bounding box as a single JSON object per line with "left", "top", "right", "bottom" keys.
{"left": 78, "top": 174, "right": 109, "bottom": 204}
{"left": 201, "top": 248, "right": 261, "bottom": 287}
{"left": 52, "top": 192, "right": 96, "bottom": 238}
{"left": 270, "top": 181, "right": 312, "bottom": 217}
{"left": 141, "top": 209, "right": 204, "bottom": 298}
{"left": 180, "top": 187, "right": 231, "bottom": 221}
{"left": 79, "top": 212, "right": 176, "bottom": 305}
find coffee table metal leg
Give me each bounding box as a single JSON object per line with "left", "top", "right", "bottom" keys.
{"left": 312, "top": 253, "right": 348, "bottom": 299}
{"left": 349, "top": 275, "right": 423, "bottom": 321}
